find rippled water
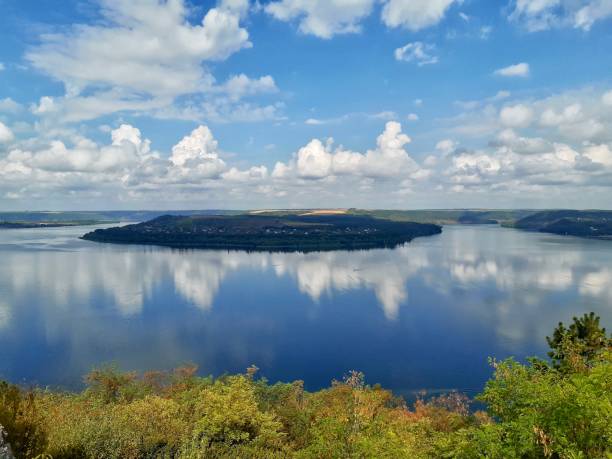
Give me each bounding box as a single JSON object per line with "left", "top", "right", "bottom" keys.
{"left": 0, "top": 224, "right": 610, "bottom": 397}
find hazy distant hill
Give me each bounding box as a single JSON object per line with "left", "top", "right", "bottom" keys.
{"left": 0, "top": 210, "right": 240, "bottom": 225}
{"left": 513, "top": 210, "right": 612, "bottom": 238}
{"left": 82, "top": 214, "right": 442, "bottom": 251}
{"left": 351, "top": 209, "right": 535, "bottom": 225}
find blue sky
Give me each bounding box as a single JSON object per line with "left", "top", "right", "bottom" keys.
{"left": 0, "top": 0, "right": 612, "bottom": 210}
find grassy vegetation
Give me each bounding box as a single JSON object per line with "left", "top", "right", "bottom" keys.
{"left": 1, "top": 314, "right": 610, "bottom": 458}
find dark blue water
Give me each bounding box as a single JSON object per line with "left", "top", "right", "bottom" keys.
{"left": 0, "top": 224, "right": 610, "bottom": 398}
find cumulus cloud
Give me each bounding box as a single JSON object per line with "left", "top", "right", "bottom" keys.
{"left": 296, "top": 139, "right": 333, "bottom": 178}
{"left": 509, "top": 0, "right": 612, "bottom": 31}
{"left": 394, "top": 42, "right": 438, "bottom": 66}
{"left": 382, "top": 0, "right": 459, "bottom": 31}
{"left": 265, "top": 0, "right": 459, "bottom": 37}
{"left": 540, "top": 103, "right": 582, "bottom": 126}
{"left": 25, "top": 0, "right": 254, "bottom": 122}
{"left": 0, "top": 122, "right": 14, "bottom": 144}
{"left": 276, "top": 121, "right": 422, "bottom": 180}
{"left": 217, "top": 74, "right": 278, "bottom": 101}
{"left": 0, "top": 122, "right": 282, "bottom": 208}
{"left": 265, "top": 0, "right": 375, "bottom": 38}
{"left": 436, "top": 139, "right": 457, "bottom": 154}
{"left": 3, "top": 85, "right": 612, "bottom": 208}
{"left": 494, "top": 62, "right": 530, "bottom": 77}
{"left": 422, "top": 85, "right": 612, "bottom": 203}
{"left": 31, "top": 96, "right": 56, "bottom": 115}
{"left": 168, "top": 126, "right": 227, "bottom": 180}
{"left": 500, "top": 104, "right": 534, "bottom": 128}
{"left": 0, "top": 98, "right": 22, "bottom": 114}
{"left": 583, "top": 144, "right": 612, "bottom": 167}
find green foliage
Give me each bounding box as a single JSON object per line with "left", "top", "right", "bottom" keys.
{"left": 436, "top": 314, "right": 612, "bottom": 459}
{"left": 547, "top": 312, "right": 612, "bottom": 371}
{"left": 0, "top": 314, "right": 610, "bottom": 458}
{"left": 190, "top": 375, "right": 285, "bottom": 449}
{"left": 0, "top": 381, "right": 47, "bottom": 458}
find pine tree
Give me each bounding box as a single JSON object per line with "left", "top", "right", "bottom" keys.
{"left": 546, "top": 312, "right": 611, "bottom": 371}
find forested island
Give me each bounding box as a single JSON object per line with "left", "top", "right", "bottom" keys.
{"left": 513, "top": 210, "right": 612, "bottom": 239}
{"left": 81, "top": 214, "right": 442, "bottom": 251}
{"left": 1, "top": 313, "right": 610, "bottom": 458}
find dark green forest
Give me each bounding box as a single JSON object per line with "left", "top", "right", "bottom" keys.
{"left": 81, "top": 214, "right": 442, "bottom": 251}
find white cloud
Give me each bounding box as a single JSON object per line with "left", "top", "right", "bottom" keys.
{"left": 492, "top": 91, "right": 511, "bottom": 101}
{"left": 195, "top": 101, "right": 285, "bottom": 124}
{"left": 296, "top": 139, "right": 333, "bottom": 178}
{"left": 216, "top": 74, "right": 278, "bottom": 101}
{"left": 603, "top": 90, "right": 612, "bottom": 106}
{"left": 0, "top": 98, "right": 23, "bottom": 114}
{"left": 0, "top": 63, "right": 4, "bottom": 71}
{"left": 382, "top": 0, "right": 459, "bottom": 31}
{"left": 509, "top": 0, "right": 612, "bottom": 31}
{"left": 276, "top": 121, "right": 422, "bottom": 180}
{"left": 305, "top": 118, "right": 324, "bottom": 125}
{"left": 3, "top": 86, "right": 612, "bottom": 208}
{"left": 345, "top": 120, "right": 419, "bottom": 177}
{"left": 500, "top": 104, "right": 534, "bottom": 128}
{"left": 265, "top": 0, "right": 459, "bottom": 37}
{"left": 23, "top": 125, "right": 152, "bottom": 174}
{"left": 168, "top": 126, "right": 227, "bottom": 179}
{"left": 583, "top": 144, "right": 612, "bottom": 166}
{"left": 222, "top": 165, "right": 268, "bottom": 182}
{"left": 394, "top": 42, "right": 438, "bottom": 66}
{"left": 26, "top": 0, "right": 252, "bottom": 122}
{"left": 0, "top": 122, "right": 14, "bottom": 144}
{"left": 436, "top": 139, "right": 457, "bottom": 154}
{"left": 265, "top": 0, "right": 375, "bottom": 38}
{"left": 540, "top": 103, "right": 582, "bottom": 126}
{"left": 406, "top": 113, "right": 419, "bottom": 121}
{"left": 303, "top": 111, "right": 396, "bottom": 126}
{"left": 31, "top": 96, "right": 56, "bottom": 115}
{"left": 494, "top": 62, "right": 530, "bottom": 78}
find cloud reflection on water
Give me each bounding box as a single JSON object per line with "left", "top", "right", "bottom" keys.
{"left": 1, "top": 225, "right": 612, "bottom": 390}
{"left": 1, "top": 227, "right": 611, "bottom": 328}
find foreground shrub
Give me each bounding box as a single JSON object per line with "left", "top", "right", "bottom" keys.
{"left": 0, "top": 381, "right": 46, "bottom": 458}
{"left": 0, "top": 313, "right": 609, "bottom": 458}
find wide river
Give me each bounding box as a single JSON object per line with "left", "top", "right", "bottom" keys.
{"left": 0, "top": 224, "right": 611, "bottom": 398}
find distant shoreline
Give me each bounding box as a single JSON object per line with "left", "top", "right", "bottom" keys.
{"left": 0, "top": 220, "right": 118, "bottom": 229}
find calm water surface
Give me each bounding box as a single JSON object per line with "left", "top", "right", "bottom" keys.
{"left": 0, "top": 224, "right": 611, "bottom": 397}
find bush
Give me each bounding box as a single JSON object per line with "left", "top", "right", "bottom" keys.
{"left": 0, "top": 313, "right": 609, "bottom": 458}
{"left": 0, "top": 381, "right": 46, "bottom": 458}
